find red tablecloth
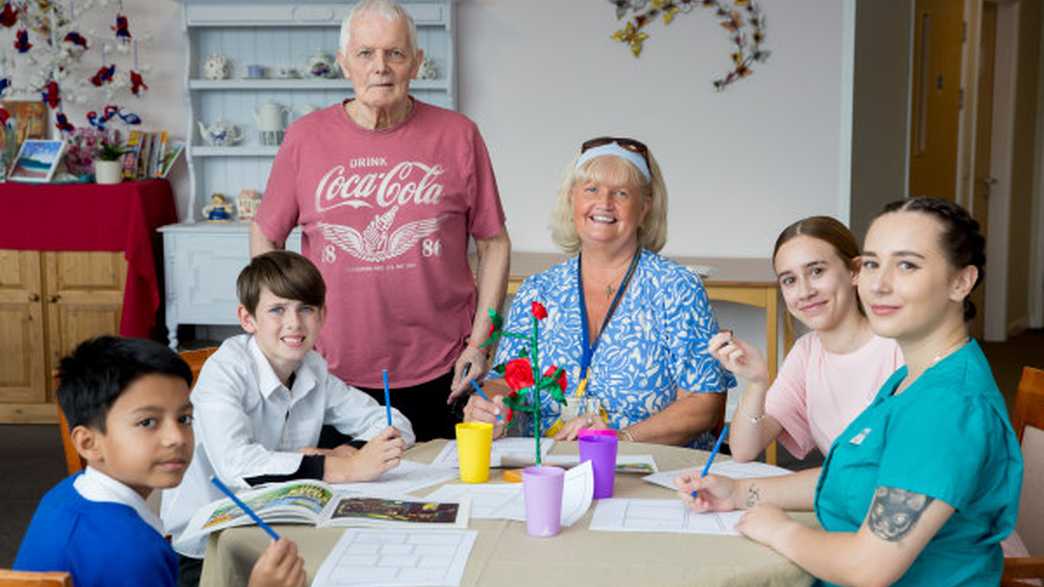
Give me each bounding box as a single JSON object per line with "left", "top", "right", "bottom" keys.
{"left": 0, "top": 179, "right": 177, "bottom": 338}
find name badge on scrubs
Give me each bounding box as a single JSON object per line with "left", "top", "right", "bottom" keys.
{"left": 849, "top": 427, "right": 872, "bottom": 445}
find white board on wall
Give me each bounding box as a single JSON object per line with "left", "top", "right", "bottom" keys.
{"left": 457, "top": 0, "right": 847, "bottom": 257}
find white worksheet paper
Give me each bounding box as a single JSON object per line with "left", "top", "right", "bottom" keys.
{"left": 431, "top": 438, "right": 555, "bottom": 468}
{"left": 589, "top": 499, "right": 744, "bottom": 535}
{"left": 332, "top": 460, "right": 458, "bottom": 496}
{"left": 424, "top": 460, "right": 594, "bottom": 527}
{"left": 642, "top": 460, "right": 792, "bottom": 491}
{"left": 312, "top": 528, "right": 477, "bottom": 587}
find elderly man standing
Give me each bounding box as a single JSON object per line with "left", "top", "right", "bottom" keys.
{"left": 251, "top": 0, "right": 510, "bottom": 442}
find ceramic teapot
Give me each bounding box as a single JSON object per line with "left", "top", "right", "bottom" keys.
{"left": 305, "top": 50, "right": 338, "bottom": 79}
{"left": 202, "top": 54, "right": 231, "bottom": 80}
{"left": 254, "top": 102, "right": 289, "bottom": 132}
{"left": 197, "top": 120, "right": 243, "bottom": 146}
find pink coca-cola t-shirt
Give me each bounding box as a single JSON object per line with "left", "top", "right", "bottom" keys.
{"left": 255, "top": 99, "right": 506, "bottom": 388}
{"left": 764, "top": 332, "right": 904, "bottom": 458}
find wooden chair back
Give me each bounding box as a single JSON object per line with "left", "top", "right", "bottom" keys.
{"left": 0, "top": 569, "right": 72, "bottom": 587}
{"left": 55, "top": 346, "right": 218, "bottom": 476}
{"left": 1002, "top": 366, "right": 1044, "bottom": 586}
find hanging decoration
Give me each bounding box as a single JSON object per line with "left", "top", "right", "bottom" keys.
{"left": 608, "top": 0, "right": 770, "bottom": 91}
{"left": 0, "top": 0, "right": 153, "bottom": 135}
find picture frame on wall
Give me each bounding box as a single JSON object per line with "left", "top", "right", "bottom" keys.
{"left": 0, "top": 100, "right": 48, "bottom": 147}
{"left": 8, "top": 139, "right": 66, "bottom": 183}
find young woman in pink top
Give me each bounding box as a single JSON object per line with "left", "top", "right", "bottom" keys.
{"left": 710, "top": 216, "right": 903, "bottom": 462}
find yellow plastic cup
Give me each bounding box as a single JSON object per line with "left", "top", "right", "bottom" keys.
{"left": 455, "top": 422, "right": 493, "bottom": 483}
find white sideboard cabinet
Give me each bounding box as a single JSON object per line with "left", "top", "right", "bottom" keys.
{"left": 159, "top": 223, "right": 301, "bottom": 349}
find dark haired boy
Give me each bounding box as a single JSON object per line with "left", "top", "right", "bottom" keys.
{"left": 13, "top": 336, "right": 305, "bottom": 587}
{"left": 162, "top": 250, "right": 414, "bottom": 570}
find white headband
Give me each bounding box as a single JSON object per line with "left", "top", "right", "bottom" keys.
{"left": 575, "top": 143, "right": 652, "bottom": 182}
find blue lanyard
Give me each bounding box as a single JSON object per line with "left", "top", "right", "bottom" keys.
{"left": 578, "top": 250, "right": 641, "bottom": 381}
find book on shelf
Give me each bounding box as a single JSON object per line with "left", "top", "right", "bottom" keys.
{"left": 121, "top": 130, "right": 145, "bottom": 179}
{"left": 158, "top": 142, "right": 184, "bottom": 178}
{"left": 117, "top": 130, "right": 184, "bottom": 180}
{"left": 178, "top": 479, "right": 470, "bottom": 545}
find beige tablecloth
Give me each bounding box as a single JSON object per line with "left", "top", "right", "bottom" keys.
{"left": 200, "top": 441, "right": 816, "bottom": 587}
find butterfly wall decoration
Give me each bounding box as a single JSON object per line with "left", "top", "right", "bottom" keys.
{"left": 608, "top": 0, "right": 770, "bottom": 91}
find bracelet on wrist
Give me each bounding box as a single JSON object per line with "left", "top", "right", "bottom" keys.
{"left": 750, "top": 413, "right": 766, "bottom": 425}
{"left": 618, "top": 429, "right": 636, "bottom": 443}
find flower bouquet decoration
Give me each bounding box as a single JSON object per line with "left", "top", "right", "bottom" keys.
{"left": 482, "top": 301, "right": 566, "bottom": 465}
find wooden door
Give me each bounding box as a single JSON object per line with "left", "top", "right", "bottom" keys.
{"left": 909, "top": 0, "right": 965, "bottom": 199}
{"left": 971, "top": 3, "right": 997, "bottom": 340}
{"left": 43, "top": 252, "right": 127, "bottom": 397}
{"left": 0, "top": 250, "right": 46, "bottom": 405}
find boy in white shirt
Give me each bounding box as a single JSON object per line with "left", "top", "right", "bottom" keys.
{"left": 14, "top": 336, "right": 305, "bottom": 587}
{"left": 162, "top": 251, "right": 415, "bottom": 585}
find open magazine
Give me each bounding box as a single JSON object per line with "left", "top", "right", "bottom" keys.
{"left": 179, "top": 479, "right": 470, "bottom": 544}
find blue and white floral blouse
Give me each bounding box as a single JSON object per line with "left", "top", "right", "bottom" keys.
{"left": 490, "top": 249, "right": 736, "bottom": 449}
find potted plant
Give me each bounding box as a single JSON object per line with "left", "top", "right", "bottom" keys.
{"left": 93, "top": 132, "right": 129, "bottom": 184}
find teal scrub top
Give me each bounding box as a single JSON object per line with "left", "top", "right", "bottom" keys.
{"left": 814, "top": 340, "right": 1022, "bottom": 586}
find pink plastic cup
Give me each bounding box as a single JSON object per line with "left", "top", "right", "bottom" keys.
{"left": 579, "top": 434, "right": 618, "bottom": 498}
{"left": 522, "top": 465, "right": 565, "bottom": 537}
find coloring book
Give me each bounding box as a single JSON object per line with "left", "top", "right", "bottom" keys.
{"left": 179, "top": 479, "right": 470, "bottom": 544}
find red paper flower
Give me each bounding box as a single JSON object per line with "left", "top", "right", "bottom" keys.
{"left": 531, "top": 301, "right": 548, "bottom": 320}
{"left": 543, "top": 365, "right": 566, "bottom": 392}
{"left": 503, "top": 358, "right": 534, "bottom": 391}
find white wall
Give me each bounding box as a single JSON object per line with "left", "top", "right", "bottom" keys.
{"left": 6, "top": 0, "right": 848, "bottom": 253}
{"left": 458, "top": 0, "right": 847, "bottom": 256}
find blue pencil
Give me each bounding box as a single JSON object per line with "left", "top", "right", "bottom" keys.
{"left": 469, "top": 379, "right": 502, "bottom": 422}
{"left": 382, "top": 369, "right": 392, "bottom": 427}
{"left": 691, "top": 423, "right": 730, "bottom": 498}
{"left": 209, "top": 476, "right": 280, "bottom": 541}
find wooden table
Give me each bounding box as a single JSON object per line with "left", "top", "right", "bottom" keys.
{"left": 200, "top": 440, "right": 815, "bottom": 587}
{"left": 506, "top": 253, "right": 794, "bottom": 463}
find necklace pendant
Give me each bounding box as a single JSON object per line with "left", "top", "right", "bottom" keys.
{"left": 605, "top": 284, "right": 615, "bottom": 298}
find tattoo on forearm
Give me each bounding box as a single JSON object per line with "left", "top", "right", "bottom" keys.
{"left": 868, "top": 486, "right": 934, "bottom": 542}
{"left": 745, "top": 484, "right": 761, "bottom": 509}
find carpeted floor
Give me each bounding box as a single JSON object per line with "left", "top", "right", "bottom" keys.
{"left": 0, "top": 329, "right": 1040, "bottom": 568}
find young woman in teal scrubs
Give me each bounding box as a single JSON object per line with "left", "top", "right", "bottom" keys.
{"left": 677, "top": 197, "right": 1023, "bottom": 586}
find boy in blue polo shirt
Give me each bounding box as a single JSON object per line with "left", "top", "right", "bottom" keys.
{"left": 14, "top": 336, "right": 306, "bottom": 587}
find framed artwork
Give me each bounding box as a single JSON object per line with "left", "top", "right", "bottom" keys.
{"left": 0, "top": 100, "right": 48, "bottom": 147}
{"left": 8, "top": 139, "right": 67, "bottom": 183}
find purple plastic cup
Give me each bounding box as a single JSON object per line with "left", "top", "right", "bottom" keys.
{"left": 579, "top": 434, "right": 618, "bottom": 498}
{"left": 522, "top": 465, "right": 565, "bottom": 537}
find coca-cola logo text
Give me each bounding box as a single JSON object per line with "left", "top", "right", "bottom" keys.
{"left": 314, "top": 161, "right": 445, "bottom": 212}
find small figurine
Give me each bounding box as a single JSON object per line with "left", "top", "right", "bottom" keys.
{"left": 236, "top": 189, "right": 262, "bottom": 222}
{"left": 202, "top": 193, "right": 235, "bottom": 222}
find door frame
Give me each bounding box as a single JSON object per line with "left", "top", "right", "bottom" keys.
{"left": 1032, "top": 6, "right": 1044, "bottom": 330}
{"left": 958, "top": 0, "right": 1021, "bottom": 341}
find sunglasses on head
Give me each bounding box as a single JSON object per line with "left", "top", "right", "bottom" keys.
{"left": 580, "top": 136, "right": 651, "bottom": 170}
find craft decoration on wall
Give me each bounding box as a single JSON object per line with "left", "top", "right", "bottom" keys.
{"left": 482, "top": 301, "right": 567, "bottom": 465}
{"left": 608, "top": 0, "right": 770, "bottom": 91}
{"left": 0, "top": 0, "right": 153, "bottom": 134}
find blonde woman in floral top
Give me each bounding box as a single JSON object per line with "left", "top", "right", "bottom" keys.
{"left": 464, "top": 138, "right": 735, "bottom": 448}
